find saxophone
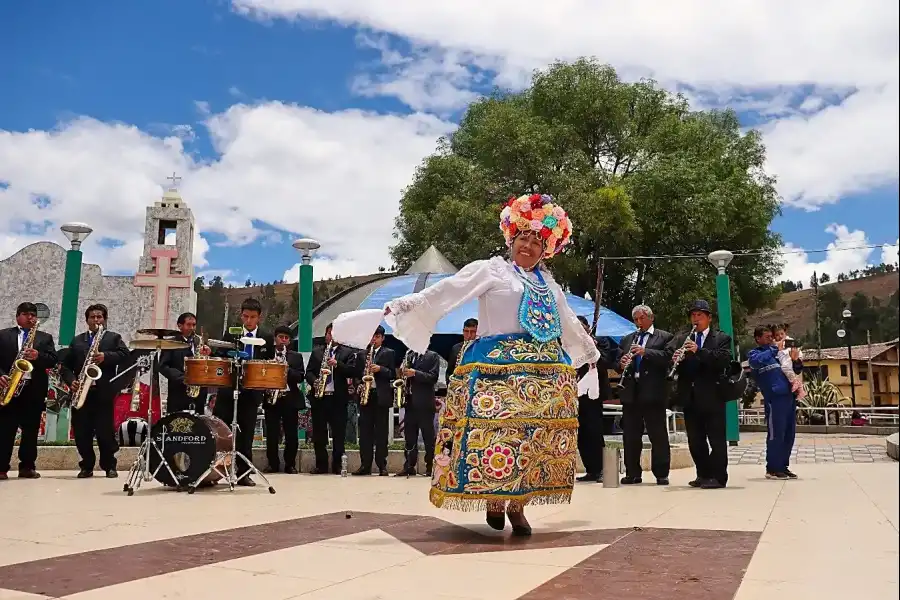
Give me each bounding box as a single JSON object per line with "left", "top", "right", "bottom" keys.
{"left": 315, "top": 341, "right": 333, "bottom": 398}
{"left": 1, "top": 320, "right": 39, "bottom": 406}
{"left": 615, "top": 329, "right": 643, "bottom": 389}
{"left": 668, "top": 326, "right": 698, "bottom": 381}
{"left": 186, "top": 330, "right": 204, "bottom": 399}
{"left": 129, "top": 361, "right": 143, "bottom": 412}
{"left": 392, "top": 351, "right": 410, "bottom": 408}
{"left": 72, "top": 326, "right": 105, "bottom": 410}
{"left": 266, "top": 345, "right": 288, "bottom": 405}
{"left": 357, "top": 345, "right": 375, "bottom": 406}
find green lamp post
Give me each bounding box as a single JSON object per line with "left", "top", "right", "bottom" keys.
{"left": 56, "top": 222, "right": 92, "bottom": 441}
{"left": 709, "top": 249, "right": 740, "bottom": 446}
{"left": 292, "top": 238, "right": 320, "bottom": 357}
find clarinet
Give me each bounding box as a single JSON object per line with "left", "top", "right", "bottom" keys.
{"left": 615, "top": 329, "right": 642, "bottom": 389}
{"left": 668, "top": 326, "right": 698, "bottom": 381}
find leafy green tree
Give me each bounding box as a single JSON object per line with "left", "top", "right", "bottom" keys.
{"left": 390, "top": 58, "right": 782, "bottom": 328}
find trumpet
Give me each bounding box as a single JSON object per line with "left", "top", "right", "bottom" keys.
{"left": 186, "top": 328, "right": 205, "bottom": 399}
{"left": 668, "top": 326, "right": 698, "bottom": 381}
{"left": 315, "top": 341, "right": 333, "bottom": 398}
{"left": 72, "top": 326, "right": 105, "bottom": 410}
{"left": 266, "top": 345, "right": 289, "bottom": 405}
{"left": 358, "top": 345, "right": 375, "bottom": 406}
{"left": 1, "top": 319, "right": 39, "bottom": 406}
{"left": 615, "top": 329, "right": 642, "bottom": 390}
{"left": 392, "top": 351, "right": 410, "bottom": 408}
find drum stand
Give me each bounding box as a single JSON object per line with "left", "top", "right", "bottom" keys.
{"left": 188, "top": 354, "right": 276, "bottom": 495}
{"left": 113, "top": 352, "right": 179, "bottom": 496}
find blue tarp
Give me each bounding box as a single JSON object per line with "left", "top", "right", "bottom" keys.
{"left": 356, "top": 273, "right": 635, "bottom": 342}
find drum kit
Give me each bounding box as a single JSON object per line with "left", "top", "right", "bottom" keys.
{"left": 111, "top": 327, "right": 288, "bottom": 496}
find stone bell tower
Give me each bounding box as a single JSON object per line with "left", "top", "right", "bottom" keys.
{"left": 133, "top": 173, "right": 198, "bottom": 329}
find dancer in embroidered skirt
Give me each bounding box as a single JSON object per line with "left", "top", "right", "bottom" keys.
{"left": 384, "top": 194, "right": 600, "bottom": 536}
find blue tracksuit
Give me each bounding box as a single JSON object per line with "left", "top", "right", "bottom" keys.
{"left": 748, "top": 345, "right": 796, "bottom": 473}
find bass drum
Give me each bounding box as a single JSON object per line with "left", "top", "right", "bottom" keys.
{"left": 148, "top": 412, "right": 233, "bottom": 487}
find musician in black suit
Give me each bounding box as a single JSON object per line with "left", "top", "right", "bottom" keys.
{"left": 60, "top": 304, "right": 130, "bottom": 479}
{"left": 0, "top": 302, "right": 58, "bottom": 480}
{"left": 159, "top": 312, "right": 211, "bottom": 414}
{"left": 208, "top": 298, "right": 275, "bottom": 486}
{"left": 446, "top": 318, "right": 478, "bottom": 384}
{"left": 262, "top": 326, "right": 306, "bottom": 474}
{"left": 574, "top": 316, "right": 615, "bottom": 483}
{"left": 670, "top": 300, "right": 733, "bottom": 489}
{"left": 353, "top": 326, "right": 395, "bottom": 476}
{"left": 395, "top": 348, "right": 440, "bottom": 477}
{"left": 615, "top": 305, "right": 675, "bottom": 485}
{"left": 305, "top": 323, "right": 356, "bottom": 474}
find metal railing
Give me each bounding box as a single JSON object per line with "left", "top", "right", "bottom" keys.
{"left": 739, "top": 405, "right": 899, "bottom": 428}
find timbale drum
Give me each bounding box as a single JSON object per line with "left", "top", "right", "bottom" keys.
{"left": 184, "top": 357, "right": 234, "bottom": 388}
{"left": 148, "top": 412, "right": 233, "bottom": 487}
{"left": 242, "top": 360, "right": 287, "bottom": 390}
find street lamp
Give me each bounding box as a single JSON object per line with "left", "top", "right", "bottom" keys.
{"left": 708, "top": 250, "right": 740, "bottom": 446}
{"left": 58, "top": 223, "right": 93, "bottom": 345}
{"left": 836, "top": 308, "right": 857, "bottom": 406}
{"left": 292, "top": 238, "right": 320, "bottom": 356}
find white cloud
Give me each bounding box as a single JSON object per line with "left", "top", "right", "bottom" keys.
{"left": 232, "top": 0, "right": 900, "bottom": 211}
{"left": 282, "top": 256, "right": 378, "bottom": 283}
{"left": 778, "top": 224, "right": 876, "bottom": 284}
{"left": 0, "top": 103, "right": 452, "bottom": 278}
{"left": 882, "top": 239, "right": 900, "bottom": 266}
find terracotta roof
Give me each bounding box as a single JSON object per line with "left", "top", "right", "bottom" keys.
{"left": 803, "top": 338, "right": 899, "bottom": 362}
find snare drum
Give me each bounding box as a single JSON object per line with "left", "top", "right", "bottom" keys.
{"left": 242, "top": 360, "right": 288, "bottom": 390}
{"left": 148, "top": 412, "right": 233, "bottom": 487}
{"left": 184, "top": 357, "right": 234, "bottom": 388}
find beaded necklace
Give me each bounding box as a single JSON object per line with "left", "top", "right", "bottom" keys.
{"left": 513, "top": 263, "right": 562, "bottom": 343}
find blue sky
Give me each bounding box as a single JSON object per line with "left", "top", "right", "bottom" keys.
{"left": 1, "top": 1, "right": 898, "bottom": 287}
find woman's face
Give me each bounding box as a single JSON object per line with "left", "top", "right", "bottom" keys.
{"left": 511, "top": 231, "right": 544, "bottom": 270}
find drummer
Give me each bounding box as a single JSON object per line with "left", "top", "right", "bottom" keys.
{"left": 159, "top": 312, "right": 211, "bottom": 414}
{"left": 263, "top": 326, "right": 306, "bottom": 474}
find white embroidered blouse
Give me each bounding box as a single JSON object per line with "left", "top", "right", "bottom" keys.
{"left": 385, "top": 256, "right": 601, "bottom": 368}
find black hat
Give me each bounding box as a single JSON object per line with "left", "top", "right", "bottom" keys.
{"left": 687, "top": 300, "right": 712, "bottom": 315}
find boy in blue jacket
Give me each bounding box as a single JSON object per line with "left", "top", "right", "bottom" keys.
{"left": 748, "top": 325, "right": 798, "bottom": 481}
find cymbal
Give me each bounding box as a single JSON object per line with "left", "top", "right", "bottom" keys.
{"left": 135, "top": 328, "right": 181, "bottom": 338}
{"left": 130, "top": 339, "right": 190, "bottom": 351}
{"left": 205, "top": 339, "right": 233, "bottom": 349}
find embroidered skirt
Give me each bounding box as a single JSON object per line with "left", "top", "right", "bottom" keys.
{"left": 429, "top": 334, "right": 579, "bottom": 511}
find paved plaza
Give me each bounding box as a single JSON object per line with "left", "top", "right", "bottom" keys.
{"left": 1, "top": 456, "right": 897, "bottom": 600}
{"left": 729, "top": 432, "right": 894, "bottom": 465}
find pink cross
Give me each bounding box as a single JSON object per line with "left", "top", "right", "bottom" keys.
{"left": 134, "top": 248, "right": 191, "bottom": 329}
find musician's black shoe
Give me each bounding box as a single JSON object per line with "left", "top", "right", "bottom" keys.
{"left": 700, "top": 478, "right": 725, "bottom": 489}
{"left": 284, "top": 466, "right": 298, "bottom": 474}
{"left": 424, "top": 465, "right": 433, "bottom": 478}
{"left": 310, "top": 467, "right": 328, "bottom": 475}
{"left": 351, "top": 468, "right": 371, "bottom": 476}
{"left": 577, "top": 473, "right": 601, "bottom": 483}
{"left": 688, "top": 478, "right": 702, "bottom": 488}
{"left": 0, "top": 472, "right": 8, "bottom": 481}
{"left": 378, "top": 468, "right": 389, "bottom": 476}
{"left": 17, "top": 469, "right": 41, "bottom": 479}
{"left": 263, "top": 466, "right": 279, "bottom": 474}
{"left": 656, "top": 477, "right": 670, "bottom": 486}
{"left": 77, "top": 470, "right": 93, "bottom": 479}
{"left": 237, "top": 477, "right": 257, "bottom": 487}
{"left": 393, "top": 469, "right": 416, "bottom": 477}
{"left": 620, "top": 476, "right": 642, "bottom": 485}
{"left": 106, "top": 469, "right": 118, "bottom": 478}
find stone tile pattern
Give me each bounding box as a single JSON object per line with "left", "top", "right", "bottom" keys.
{"left": 0, "top": 512, "right": 760, "bottom": 600}
{"left": 729, "top": 435, "right": 893, "bottom": 465}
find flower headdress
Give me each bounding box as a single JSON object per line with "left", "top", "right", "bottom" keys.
{"left": 499, "top": 193, "right": 573, "bottom": 259}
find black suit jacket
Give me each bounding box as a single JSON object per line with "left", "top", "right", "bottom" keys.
{"left": 615, "top": 328, "right": 675, "bottom": 405}
{"left": 671, "top": 329, "right": 732, "bottom": 409}
{"left": 0, "top": 327, "right": 58, "bottom": 402}
{"left": 213, "top": 329, "right": 276, "bottom": 401}
{"left": 159, "top": 335, "right": 207, "bottom": 404}
{"left": 60, "top": 330, "right": 130, "bottom": 397}
{"left": 363, "top": 345, "right": 395, "bottom": 408}
{"left": 578, "top": 337, "right": 615, "bottom": 403}
{"left": 306, "top": 343, "right": 357, "bottom": 402}
{"left": 446, "top": 341, "right": 466, "bottom": 384}
{"left": 401, "top": 350, "right": 440, "bottom": 412}
{"left": 273, "top": 350, "right": 306, "bottom": 410}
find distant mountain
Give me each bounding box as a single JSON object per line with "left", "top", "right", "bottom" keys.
{"left": 751, "top": 271, "right": 899, "bottom": 337}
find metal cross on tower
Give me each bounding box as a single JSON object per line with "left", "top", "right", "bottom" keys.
{"left": 166, "top": 172, "right": 182, "bottom": 190}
